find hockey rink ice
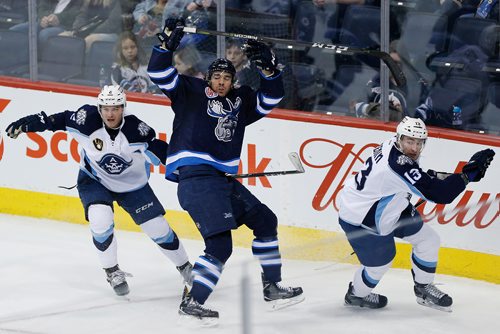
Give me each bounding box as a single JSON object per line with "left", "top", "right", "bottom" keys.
{"left": 0, "top": 214, "right": 498, "bottom": 334}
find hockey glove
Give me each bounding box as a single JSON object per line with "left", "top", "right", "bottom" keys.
{"left": 461, "top": 149, "right": 495, "bottom": 182}
{"left": 5, "top": 111, "right": 49, "bottom": 139}
{"left": 157, "top": 17, "right": 185, "bottom": 51}
{"left": 243, "top": 39, "right": 278, "bottom": 73}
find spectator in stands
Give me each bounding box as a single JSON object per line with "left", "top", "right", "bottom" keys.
{"left": 110, "top": 31, "right": 158, "bottom": 93}
{"left": 9, "top": 0, "right": 82, "bottom": 45}
{"left": 351, "top": 40, "right": 407, "bottom": 122}
{"left": 173, "top": 45, "right": 205, "bottom": 79}
{"left": 133, "top": 0, "right": 167, "bottom": 40}
{"left": 60, "top": 0, "right": 122, "bottom": 51}
{"left": 225, "top": 38, "right": 260, "bottom": 89}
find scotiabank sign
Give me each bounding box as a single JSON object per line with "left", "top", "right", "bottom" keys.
{"left": 0, "top": 86, "right": 498, "bottom": 254}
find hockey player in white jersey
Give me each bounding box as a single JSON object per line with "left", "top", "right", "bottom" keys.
{"left": 5, "top": 85, "right": 193, "bottom": 296}
{"left": 338, "top": 116, "right": 494, "bottom": 312}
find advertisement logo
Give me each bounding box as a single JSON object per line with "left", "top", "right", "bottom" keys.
{"left": 0, "top": 98, "right": 12, "bottom": 162}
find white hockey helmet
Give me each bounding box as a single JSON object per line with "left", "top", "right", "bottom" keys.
{"left": 396, "top": 116, "right": 427, "bottom": 141}
{"left": 97, "top": 85, "right": 126, "bottom": 108}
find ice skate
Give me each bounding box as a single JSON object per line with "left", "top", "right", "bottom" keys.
{"left": 177, "top": 261, "right": 193, "bottom": 287}
{"left": 414, "top": 283, "right": 452, "bottom": 312}
{"left": 344, "top": 282, "right": 388, "bottom": 309}
{"left": 105, "top": 265, "right": 132, "bottom": 296}
{"left": 178, "top": 287, "right": 219, "bottom": 327}
{"left": 262, "top": 273, "right": 304, "bottom": 310}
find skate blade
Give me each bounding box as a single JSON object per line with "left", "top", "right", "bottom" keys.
{"left": 416, "top": 297, "right": 452, "bottom": 313}
{"left": 266, "top": 294, "right": 305, "bottom": 311}
{"left": 178, "top": 312, "right": 219, "bottom": 328}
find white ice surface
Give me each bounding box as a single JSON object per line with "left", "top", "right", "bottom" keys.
{"left": 0, "top": 214, "right": 498, "bottom": 334}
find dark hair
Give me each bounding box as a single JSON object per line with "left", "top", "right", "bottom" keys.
{"left": 206, "top": 58, "right": 236, "bottom": 81}
{"left": 114, "top": 31, "right": 147, "bottom": 67}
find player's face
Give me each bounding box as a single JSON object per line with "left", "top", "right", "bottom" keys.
{"left": 225, "top": 45, "right": 245, "bottom": 68}
{"left": 399, "top": 135, "right": 425, "bottom": 160}
{"left": 121, "top": 38, "right": 138, "bottom": 64}
{"left": 209, "top": 71, "right": 233, "bottom": 97}
{"left": 100, "top": 105, "right": 124, "bottom": 129}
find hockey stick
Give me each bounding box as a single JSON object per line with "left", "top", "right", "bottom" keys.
{"left": 228, "top": 152, "right": 305, "bottom": 179}
{"left": 182, "top": 26, "right": 406, "bottom": 87}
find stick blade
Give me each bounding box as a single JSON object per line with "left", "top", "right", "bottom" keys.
{"left": 288, "top": 152, "right": 305, "bottom": 173}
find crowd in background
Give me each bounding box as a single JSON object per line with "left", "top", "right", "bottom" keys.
{"left": 0, "top": 0, "right": 498, "bottom": 134}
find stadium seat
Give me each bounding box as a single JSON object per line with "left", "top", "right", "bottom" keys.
{"left": 0, "top": 30, "right": 29, "bottom": 76}
{"left": 288, "top": 62, "right": 325, "bottom": 111}
{"left": 67, "top": 40, "right": 115, "bottom": 87}
{"left": 339, "top": 5, "right": 380, "bottom": 48}
{"left": 38, "top": 35, "right": 86, "bottom": 82}
{"left": 321, "top": 65, "right": 378, "bottom": 114}
{"left": 476, "top": 82, "right": 500, "bottom": 134}
{"left": 447, "top": 17, "right": 497, "bottom": 56}
{"left": 427, "top": 76, "right": 483, "bottom": 127}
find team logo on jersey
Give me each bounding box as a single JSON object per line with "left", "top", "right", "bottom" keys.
{"left": 397, "top": 154, "right": 414, "bottom": 166}
{"left": 75, "top": 108, "right": 87, "bottom": 125}
{"left": 205, "top": 87, "right": 218, "bottom": 98}
{"left": 97, "top": 154, "right": 132, "bottom": 175}
{"left": 207, "top": 97, "right": 241, "bottom": 142}
{"left": 138, "top": 122, "right": 150, "bottom": 136}
{"left": 93, "top": 138, "right": 104, "bottom": 151}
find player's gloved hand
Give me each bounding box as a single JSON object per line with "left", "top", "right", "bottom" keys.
{"left": 461, "top": 149, "right": 495, "bottom": 182}
{"left": 243, "top": 39, "right": 278, "bottom": 73}
{"left": 157, "top": 17, "right": 185, "bottom": 51}
{"left": 5, "top": 111, "right": 49, "bottom": 139}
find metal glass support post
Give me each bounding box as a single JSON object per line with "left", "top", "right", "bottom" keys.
{"left": 216, "top": 0, "right": 226, "bottom": 58}
{"left": 28, "top": 0, "right": 38, "bottom": 81}
{"left": 380, "top": 0, "right": 390, "bottom": 122}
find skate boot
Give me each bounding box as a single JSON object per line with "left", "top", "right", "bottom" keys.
{"left": 344, "top": 282, "right": 388, "bottom": 309}
{"left": 105, "top": 265, "right": 132, "bottom": 296}
{"left": 178, "top": 287, "right": 219, "bottom": 327}
{"left": 177, "top": 261, "right": 193, "bottom": 287}
{"left": 262, "top": 273, "right": 304, "bottom": 310}
{"left": 414, "top": 282, "right": 452, "bottom": 312}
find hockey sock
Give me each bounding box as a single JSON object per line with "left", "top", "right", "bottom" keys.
{"left": 352, "top": 262, "right": 392, "bottom": 297}
{"left": 403, "top": 224, "right": 439, "bottom": 284}
{"left": 252, "top": 237, "right": 282, "bottom": 282}
{"left": 190, "top": 254, "right": 224, "bottom": 304}
{"left": 140, "top": 215, "right": 189, "bottom": 267}
{"left": 88, "top": 204, "right": 118, "bottom": 268}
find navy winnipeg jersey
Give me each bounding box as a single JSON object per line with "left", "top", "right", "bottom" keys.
{"left": 338, "top": 137, "right": 466, "bottom": 235}
{"left": 46, "top": 105, "right": 167, "bottom": 193}
{"left": 147, "top": 46, "right": 284, "bottom": 181}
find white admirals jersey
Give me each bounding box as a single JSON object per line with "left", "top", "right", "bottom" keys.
{"left": 338, "top": 137, "right": 467, "bottom": 236}
{"left": 147, "top": 46, "right": 284, "bottom": 182}
{"left": 45, "top": 105, "right": 167, "bottom": 193}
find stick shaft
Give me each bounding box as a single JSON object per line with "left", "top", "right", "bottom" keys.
{"left": 183, "top": 26, "right": 406, "bottom": 86}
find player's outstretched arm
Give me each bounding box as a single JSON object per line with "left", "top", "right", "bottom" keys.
{"left": 5, "top": 111, "right": 50, "bottom": 139}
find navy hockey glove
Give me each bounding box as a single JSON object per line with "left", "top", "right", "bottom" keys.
{"left": 5, "top": 111, "right": 49, "bottom": 139}
{"left": 157, "top": 17, "right": 185, "bottom": 51}
{"left": 243, "top": 39, "right": 278, "bottom": 73}
{"left": 461, "top": 149, "right": 495, "bottom": 182}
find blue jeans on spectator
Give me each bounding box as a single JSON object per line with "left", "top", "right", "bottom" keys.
{"left": 9, "top": 21, "right": 65, "bottom": 45}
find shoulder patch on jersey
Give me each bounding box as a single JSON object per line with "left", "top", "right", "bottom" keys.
{"left": 205, "top": 87, "right": 218, "bottom": 98}
{"left": 97, "top": 154, "right": 132, "bottom": 175}
{"left": 75, "top": 108, "right": 87, "bottom": 125}
{"left": 137, "top": 122, "right": 151, "bottom": 136}
{"left": 397, "top": 154, "right": 414, "bottom": 166}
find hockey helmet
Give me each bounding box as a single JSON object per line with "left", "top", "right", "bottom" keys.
{"left": 396, "top": 116, "right": 428, "bottom": 141}
{"left": 206, "top": 58, "right": 236, "bottom": 81}
{"left": 97, "top": 85, "right": 126, "bottom": 108}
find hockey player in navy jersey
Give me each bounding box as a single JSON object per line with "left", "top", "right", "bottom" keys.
{"left": 338, "top": 116, "right": 494, "bottom": 312}
{"left": 147, "top": 18, "right": 304, "bottom": 325}
{"left": 5, "top": 85, "right": 193, "bottom": 296}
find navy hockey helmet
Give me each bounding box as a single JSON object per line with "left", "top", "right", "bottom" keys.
{"left": 206, "top": 58, "right": 236, "bottom": 81}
